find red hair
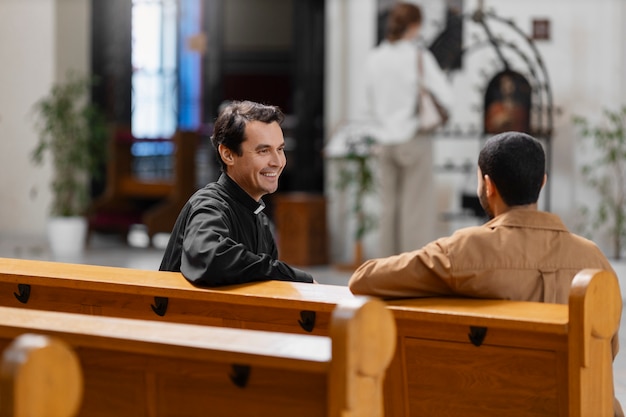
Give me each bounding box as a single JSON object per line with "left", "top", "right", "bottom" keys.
{"left": 386, "top": 2, "right": 422, "bottom": 42}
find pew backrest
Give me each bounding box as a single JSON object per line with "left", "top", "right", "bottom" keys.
{"left": 0, "top": 296, "right": 395, "bottom": 417}
{"left": 0, "top": 257, "right": 352, "bottom": 334}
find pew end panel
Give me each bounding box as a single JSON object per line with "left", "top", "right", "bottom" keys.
{"left": 568, "top": 269, "right": 622, "bottom": 417}
{"left": 0, "top": 334, "right": 83, "bottom": 417}
{"left": 330, "top": 297, "right": 397, "bottom": 417}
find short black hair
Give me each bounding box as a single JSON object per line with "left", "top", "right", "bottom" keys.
{"left": 477, "top": 131, "right": 545, "bottom": 206}
{"left": 211, "top": 100, "right": 284, "bottom": 172}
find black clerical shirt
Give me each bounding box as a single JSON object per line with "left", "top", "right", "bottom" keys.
{"left": 159, "top": 174, "right": 314, "bottom": 286}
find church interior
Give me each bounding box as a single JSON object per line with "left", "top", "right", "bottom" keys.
{"left": 1, "top": 0, "right": 626, "bottom": 413}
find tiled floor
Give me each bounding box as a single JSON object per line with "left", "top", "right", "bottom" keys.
{"left": 1, "top": 231, "right": 626, "bottom": 407}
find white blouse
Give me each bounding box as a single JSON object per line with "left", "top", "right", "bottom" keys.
{"left": 364, "top": 39, "right": 453, "bottom": 145}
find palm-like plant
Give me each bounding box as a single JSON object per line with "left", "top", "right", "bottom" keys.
{"left": 336, "top": 134, "right": 377, "bottom": 243}
{"left": 573, "top": 106, "right": 626, "bottom": 259}
{"left": 31, "top": 72, "right": 107, "bottom": 217}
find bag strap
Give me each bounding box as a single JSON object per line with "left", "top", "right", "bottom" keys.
{"left": 416, "top": 48, "right": 426, "bottom": 115}
{"left": 417, "top": 47, "right": 450, "bottom": 125}
{"left": 417, "top": 48, "right": 424, "bottom": 90}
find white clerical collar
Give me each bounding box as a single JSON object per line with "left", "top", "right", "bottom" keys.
{"left": 253, "top": 201, "right": 266, "bottom": 215}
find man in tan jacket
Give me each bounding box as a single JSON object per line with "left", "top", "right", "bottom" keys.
{"left": 349, "top": 131, "right": 623, "bottom": 416}
{"left": 350, "top": 131, "right": 614, "bottom": 302}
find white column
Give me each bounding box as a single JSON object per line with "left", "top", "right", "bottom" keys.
{"left": 0, "top": 0, "right": 91, "bottom": 239}
{"left": 324, "top": 0, "right": 377, "bottom": 264}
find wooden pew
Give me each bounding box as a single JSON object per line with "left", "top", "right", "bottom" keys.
{"left": 382, "top": 268, "right": 621, "bottom": 417}
{"left": 88, "top": 128, "right": 199, "bottom": 240}
{"left": 0, "top": 258, "right": 353, "bottom": 335}
{"left": 0, "top": 258, "right": 620, "bottom": 416}
{"left": 1, "top": 334, "right": 83, "bottom": 417}
{"left": 0, "top": 297, "right": 396, "bottom": 417}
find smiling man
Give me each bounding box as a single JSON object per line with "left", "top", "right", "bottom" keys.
{"left": 159, "top": 100, "right": 314, "bottom": 286}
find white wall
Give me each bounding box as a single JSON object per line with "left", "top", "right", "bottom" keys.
{"left": 623, "top": 2, "right": 626, "bottom": 102}
{"left": 0, "top": 0, "right": 89, "bottom": 242}
{"left": 324, "top": 0, "right": 626, "bottom": 262}
{"left": 0, "top": 0, "right": 55, "bottom": 240}
{"left": 325, "top": 0, "right": 378, "bottom": 263}
{"left": 56, "top": 0, "right": 90, "bottom": 78}
{"left": 325, "top": 0, "right": 377, "bottom": 133}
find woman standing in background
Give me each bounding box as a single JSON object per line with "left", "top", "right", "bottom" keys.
{"left": 364, "top": 2, "right": 453, "bottom": 256}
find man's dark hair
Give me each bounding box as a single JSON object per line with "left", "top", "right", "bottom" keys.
{"left": 211, "top": 100, "right": 284, "bottom": 171}
{"left": 477, "top": 131, "right": 545, "bottom": 206}
{"left": 386, "top": 2, "right": 422, "bottom": 42}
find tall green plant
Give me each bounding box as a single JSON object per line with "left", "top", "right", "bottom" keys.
{"left": 573, "top": 106, "right": 626, "bottom": 259}
{"left": 336, "top": 135, "right": 377, "bottom": 242}
{"left": 31, "top": 73, "right": 107, "bottom": 217}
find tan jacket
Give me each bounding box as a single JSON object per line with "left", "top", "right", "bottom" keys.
{"left": 350, "top": 207, "right": 623, "bottom": 416}
{"left": 349, "top": 207, "right": 615, "bottom": 303}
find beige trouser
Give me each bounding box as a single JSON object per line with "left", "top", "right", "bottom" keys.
{"left": 378, "top": 135, "right": 436, "bottom": 257}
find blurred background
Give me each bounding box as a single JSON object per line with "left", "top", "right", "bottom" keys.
{"left": 1, "top": 0, "right": 625, "bottom": 267}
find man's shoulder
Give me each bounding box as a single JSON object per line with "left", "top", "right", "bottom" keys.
{"left": 428, "top": 224, "right": 490, "bottom": 254}
{"left": 567, "top": 229, "right": 607, "bottom": 252}
{"left": 188, "top": 182, "right": 233, "bottom": 210}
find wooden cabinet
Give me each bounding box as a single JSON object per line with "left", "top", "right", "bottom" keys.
{"left": 88, "top": 128, "right": 199, "bottom": 240}
{"left": 273, "top": 193, "right": 328, "bottom": 266}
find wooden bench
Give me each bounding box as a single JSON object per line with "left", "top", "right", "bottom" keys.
{"left": 0, "top": 258, "right": 353, "bottom": 335}
{"left": 383, "top": 268, "right": 621, "bottom": 417}
{"left": 0, "top": 258, "right": 621, "bottom": 416}
{"left": 1, "top": 334, "right": 83, "bottom": 417}
{"left": 0, "top": 297, "right": 396, "bottom": 417}
{"left": 88, "top": 128, "right": 199, "bottom": 240}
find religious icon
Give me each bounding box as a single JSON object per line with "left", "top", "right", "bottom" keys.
{"left": 484, "top": 70, "right": 531, "bottom": 134}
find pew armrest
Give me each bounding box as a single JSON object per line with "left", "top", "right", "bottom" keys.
{"left": 568, "top": 268, "right": 622, "bottom": 417}
{"left": 330, "top": 296, "right": 397, "bottom": 417}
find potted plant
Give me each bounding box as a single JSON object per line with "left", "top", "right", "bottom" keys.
{"left": 31, "top": 72, "right": 108, "bottom": 258}
{"left": 573, "top": 106, "right": 626, "bottom": 260}
{"left": 335, "top": 133, "right": 378, "bottom": 268}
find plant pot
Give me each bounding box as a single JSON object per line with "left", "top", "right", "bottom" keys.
{"left": 47, "top": 216, "right": 88, "bottom": 260}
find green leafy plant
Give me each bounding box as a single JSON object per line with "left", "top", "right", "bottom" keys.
{"left": 31, "top": 72, "right": 108, "bottom": 217}
{"left": 573, "top": 106, "right": 626, "bottom": 259}
{"left": 336, "top": 135, "right": 377, "bottom": 242}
